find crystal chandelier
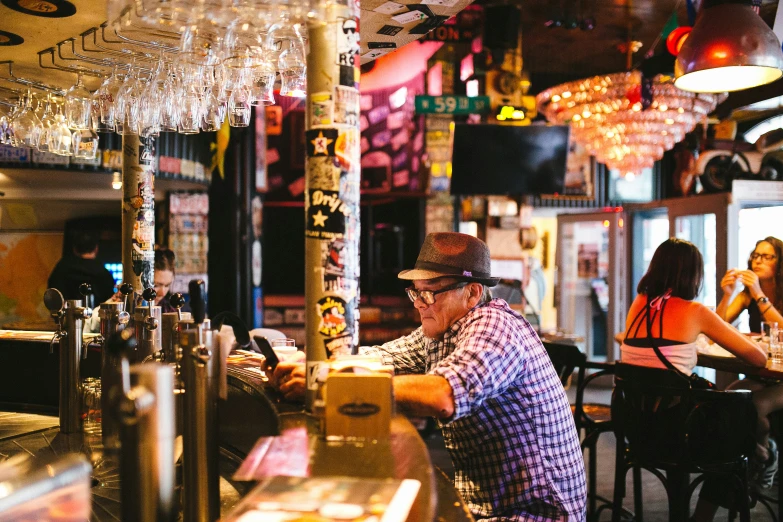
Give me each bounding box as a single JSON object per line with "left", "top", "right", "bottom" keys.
{"left": 536, "top": 71, "right": 726, "bottom": 175}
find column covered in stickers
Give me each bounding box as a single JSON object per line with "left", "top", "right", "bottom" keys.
{"left": 122, "top": 134, "right": 156, "bottom": 301}
{"left": 304, "top": 1, "right": 361, "bottom": 409}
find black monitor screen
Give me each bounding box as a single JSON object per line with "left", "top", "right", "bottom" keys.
{"left": 450, "top": 124, "right": 570, "bottom": 196}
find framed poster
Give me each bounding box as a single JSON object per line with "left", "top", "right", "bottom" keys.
{"left": 563, "top": 141, "right": 594, "bottom": 199}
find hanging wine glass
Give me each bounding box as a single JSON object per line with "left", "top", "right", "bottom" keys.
{"left": 179, "top": 83, "right": 202, "bottom": 134}
{"left": 49, "top": 103, "right": 73, "bottom": 156}
{"left": 13, "top": 91, "right": 43, "bottom": 149}
{"left": 37, "top": 95, "right": 56, "bottom": 152}
{"left": 65, "top": 73, "right": 93, "bottom": 130}
{"left": 73, "top": 128, "right": 99, "bottom": 160}
{"left": 160, "top": 64, "right": 179, "bottom": 132}
{"left": 278, "top": 38, "right": 306, "bottom": 98}
{"left": 227, "top": 85, "right": 251, "bottom": 127}
{"left": 93, "top": 66, "right": 122, "bottom": 132}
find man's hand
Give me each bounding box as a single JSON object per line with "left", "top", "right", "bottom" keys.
{"left": 266, "top": 361, "right": 307, "bottom": 401}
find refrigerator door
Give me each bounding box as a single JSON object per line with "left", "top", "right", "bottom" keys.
{"left": 556, "top": 212, "right": 625, "bottom": 362}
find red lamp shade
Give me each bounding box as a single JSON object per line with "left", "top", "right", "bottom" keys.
{"left": 666, "top": 26, "right": 692, "bottom": 56}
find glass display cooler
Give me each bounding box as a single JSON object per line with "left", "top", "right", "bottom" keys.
{"left": 555, "top": 210, "right": 627, "bottom": 362}
{"left": 626, "top": 180, "right": 783, "bottom": 333}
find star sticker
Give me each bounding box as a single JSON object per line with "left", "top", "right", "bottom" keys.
{"left": 312, "top": 210, "right": 328, "bottom": 227}
{"left": 310, "top": 131, "right": 334, "bottom": 155}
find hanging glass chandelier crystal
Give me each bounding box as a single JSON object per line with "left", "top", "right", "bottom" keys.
{"left": 536, "top": 71, "right": 726, "bottom": 175}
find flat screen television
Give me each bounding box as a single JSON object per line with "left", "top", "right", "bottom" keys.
{"left": 450, "top": 124, "right": 570, "bottom": 196}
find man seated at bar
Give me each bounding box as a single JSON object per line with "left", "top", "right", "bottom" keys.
{"left": 48, "top": 230, "right": 116, "bottom": 307}
{"left": 270, "top": 232, "right": 587, "bottom": 522}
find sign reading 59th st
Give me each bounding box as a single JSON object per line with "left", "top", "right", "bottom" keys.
{"left": 415, "top": 95, "right": 491, "bottom": 115}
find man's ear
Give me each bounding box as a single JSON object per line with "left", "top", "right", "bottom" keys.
{"left": 467, "top": 282, "right": 483, "bottom": 303}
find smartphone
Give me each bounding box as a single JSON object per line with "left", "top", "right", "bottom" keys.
{"left": 253, "top": 335, "right": 280, "bottom": 370}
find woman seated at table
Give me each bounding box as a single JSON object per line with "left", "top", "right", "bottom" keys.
{"left": 621, "top": 238, "right": 766, "bottom": 374}
{"left": 716, "top": 235, "right": 783, "bottom": 331}
{"left": 621, "top": 238, "right": 767, "bottom": 521}
{"left": 717, "top": 236, "right": 783, "bottom": 491}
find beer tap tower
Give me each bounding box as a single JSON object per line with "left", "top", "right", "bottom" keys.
{"left": 109, "top": 330, "right": 177, "bottom": 522}
{"left": 135, "top": 287, "right": 161, "bottom": 362}
{"left": 181, "top": 280, "right": 220, "bottom": 522}
{"left": 43, "top": 284, "right": 92, "bottom": 434}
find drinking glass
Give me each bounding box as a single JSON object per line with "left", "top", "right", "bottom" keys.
{"left": 762, "top": 321, "right": 779, "bottom": 343}
{"left": 37, "top": 96, "right": 56, "bottom": 152}
{"left": 73, "top": 128, "right": 99, "bottom": 160}
{"left": 771, "top": 330, "right": 783, "bottom": 364}
{"left": 81, "top": 377, "right": 102, "bottom": 435}
{"left": 271, "top": 338, "right": 297, "bottom": 358}
{"left": 48, "top": 104, "right": 72, "bottom": 156}
{"left": 278, "top": 38, "right": 306, "bottom": 98}
{"left": 65, "top": 73, "right": 93, "bottom": 130}
{"left": 227, "top": 86, "right": 251, "bottom": 127}
{"left": 13, "top": 92, "right": 42, "bottom": 148}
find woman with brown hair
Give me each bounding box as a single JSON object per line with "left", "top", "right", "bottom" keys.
{"left": 717, "top": 236, "right": 783, "bottom": 332}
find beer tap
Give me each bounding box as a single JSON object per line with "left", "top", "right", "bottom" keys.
{"left": 181, "top": 279, "right": 220, "bottom": 522}
{"left": 44, "top": 288, "right": 65, "bottom": 355}
{"left": 119, "top": 282, "right": 134, "bottom": 318}
{"left": 44, "top": 285, "right": 91, "bottom": 434}
{"left": 109, "top": 330, "right": 177, "bottom": 522}
{"left": 135, "top": 287, "right": 161, "bottom": 362}
{"left": 161, "top": 292, "right": 188, "bottom": 365}
{"left": 100, "top": 288, "right": 131, "bottom": 451}
{"left": 78, "top": 283, "right": 94, "bottom": 361}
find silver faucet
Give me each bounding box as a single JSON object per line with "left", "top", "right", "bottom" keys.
{"left": 181, "top": 279, "right": 220, "bottom": 522}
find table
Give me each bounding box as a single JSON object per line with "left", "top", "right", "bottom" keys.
{"left": 697, "top": 352, "right": 783, "bottom": 518}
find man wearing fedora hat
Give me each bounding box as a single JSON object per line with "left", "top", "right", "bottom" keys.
{"left": 271, "top": 232, "right": 586, "bottom": 521}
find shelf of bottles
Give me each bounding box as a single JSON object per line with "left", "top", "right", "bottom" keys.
{"left": 0, "top": 131, "right": 212, "bottom": 184}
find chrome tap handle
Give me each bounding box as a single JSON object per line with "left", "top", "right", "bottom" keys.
{"left": 50, "top": 331, "right": 63, "bottom": 354}
{"left": 144, "top": 315, "right": 158, "bottom": 331}
{"left": 119, "top": 282, "right": 133, "bottom": 313}
{"left": 118, "top": 311, "right": 130, "bottom": 325}
{"left": 78, "top": 283, "right": 93, "bottom": 311}
{"left": 188, "top": 280, "right": 206, "bottom": 326}
{"left": 142, "top": 287, "right": 157, "bottom": 305}
{"left": 169, "top": 293, "right": 185, "bottom": 321}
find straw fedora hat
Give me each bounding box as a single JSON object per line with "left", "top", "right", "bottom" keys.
{"left": 398, "top": 232, "right": 500, "bottom": 287}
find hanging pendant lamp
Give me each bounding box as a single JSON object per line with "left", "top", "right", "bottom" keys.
{"left": 674, "top": 0, "right": 783, "bottom": 93}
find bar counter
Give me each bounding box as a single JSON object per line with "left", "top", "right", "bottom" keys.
{"left": 0, "top": 330, "right": 474, "bottom": 521}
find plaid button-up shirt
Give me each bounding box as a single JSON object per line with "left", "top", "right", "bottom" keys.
{"left": 362, "top": 299, "right": 586, "bottom": 521}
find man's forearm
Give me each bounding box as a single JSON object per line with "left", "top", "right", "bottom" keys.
{"left": 393, "top": 374, "right": 455, "bottom": 419}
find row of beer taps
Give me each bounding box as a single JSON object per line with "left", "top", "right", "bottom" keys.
{"left": 43, "top": 280, "right": 221, "bottom": 522}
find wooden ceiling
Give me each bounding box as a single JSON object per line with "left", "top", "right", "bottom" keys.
{"left": 519, "top": 0, "right": 781, "bottom": 86}
{"left": 0, "top": 0, "right": 779, "bottom": 102}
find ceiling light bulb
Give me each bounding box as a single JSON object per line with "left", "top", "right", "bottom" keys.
{"left": 674, "top": 1, "right": 783, "bottom": 93}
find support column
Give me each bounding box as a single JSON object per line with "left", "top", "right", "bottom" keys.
{"left": 304, "top": 4, "right": 362, "bottom": 410}
{"left": 122, "top": 134, "right": 156, "bottom": 310}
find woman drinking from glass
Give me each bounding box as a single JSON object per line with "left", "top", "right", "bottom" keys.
{"left": 717, "top": 236, "right": 783, "bottom": 331}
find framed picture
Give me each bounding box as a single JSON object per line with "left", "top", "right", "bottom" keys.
{"left": 562, "top": 141, "right": 594, "bottom": 199}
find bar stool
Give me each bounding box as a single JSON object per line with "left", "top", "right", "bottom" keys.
{"left": 612, "top": 363, "right": 756, "bottom": 522}
{"left": 543, "top": 342, "right": 632, "bottom": 521}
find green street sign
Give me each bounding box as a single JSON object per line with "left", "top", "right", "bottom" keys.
{"left": 414, "top": 95, "right": 491, "bottom": 115}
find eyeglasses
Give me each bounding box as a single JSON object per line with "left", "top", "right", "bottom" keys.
{"left": 750, "top": 252, "right": 777, "bottom": 262}
{"left": 405, "top": 281, "right": 469, "bottom": 305}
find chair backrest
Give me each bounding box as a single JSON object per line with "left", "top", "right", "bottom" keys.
{"left": 543, "top": 342, "right": 586, "bottom": 387}
{"left": 612, "top": 363, "right": 756, "bottom": 467}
